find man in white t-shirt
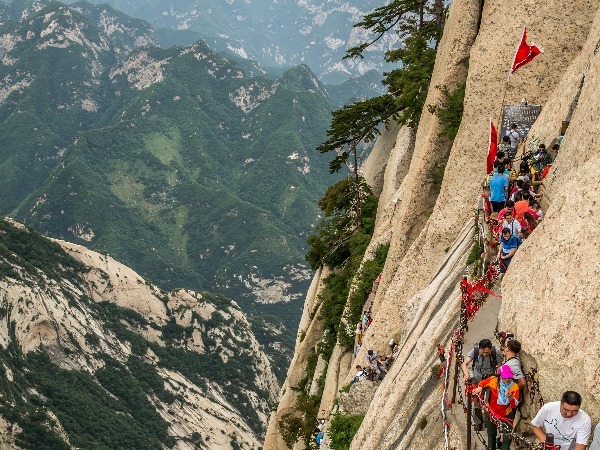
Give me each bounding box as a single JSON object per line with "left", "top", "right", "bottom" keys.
{"left": 531, "top": 391, "right": 591, "bottom": 450}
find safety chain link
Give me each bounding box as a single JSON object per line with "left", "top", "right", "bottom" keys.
{"left": 441, "top": 208, "right": 551, "bottom": 450}
{"left": 469, "top": 388, "right": 546, "bottom": 449}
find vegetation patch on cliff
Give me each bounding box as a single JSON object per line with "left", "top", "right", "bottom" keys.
{"left": 428, "top": 82, "right": 467, "bottom": 141}
{"left": 0, "top": 348, "right": 173, "bottom": 450}
{"left": 0, "top": 219, "right": 87, "bottom": 284}
{"left": 328, "top": 414, "right": 365, "bottom": 450}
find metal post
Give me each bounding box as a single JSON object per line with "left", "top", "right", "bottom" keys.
{"left": 451, "top": 357, "right": 460, "bottom": 403}
{"left": 466, "top": 392, "right": 473, "bottom": 450}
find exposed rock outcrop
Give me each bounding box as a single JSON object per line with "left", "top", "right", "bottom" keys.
{"left": 0, "top": 219, "right": 277, "bottom": 450}
{"left": 338, "top": 381, "right": 380, "bottom": 415}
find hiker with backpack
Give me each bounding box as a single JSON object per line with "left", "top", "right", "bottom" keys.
{"left": 501, "top": 339, "right": 526, "bottom": 389}
{"left": 461, "top": 339, "right": 503, "bottom": 431}
{"left": 366, "top": 349, "right": 387, "bottom": 380}
{"left": 472, "top": 364, "right": 521, "bottom": 450}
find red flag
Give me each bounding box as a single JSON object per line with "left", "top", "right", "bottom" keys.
{"left": 486, "top": 120, "right": 498, "bottom": 174}
{"left": 509, "top": 28, "right": 544, "bottom": 77}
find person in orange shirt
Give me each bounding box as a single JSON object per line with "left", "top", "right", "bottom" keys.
{"left": 472, "top": 364, "right": 520, "bottom": 450}
{"left": 514, "top": 191, "right": 531, "bottom": 221}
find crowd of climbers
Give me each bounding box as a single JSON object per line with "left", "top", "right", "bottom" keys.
{"left": 351, "top": 339, "right": 399, "bottom": 383}
{"left": 312, "top": 125, "right": 600, "bottom": 449}
{"left": 486, "top": 129, "right": 555, "bottom": 280}
{"left": 459, "top": 127, "right": 598, "bottom": 449}
{"left": 461, "top": 337, "right": 597, "bottom": 450}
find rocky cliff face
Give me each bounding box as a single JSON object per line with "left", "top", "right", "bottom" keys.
{"left": 498, "top": 4, "right": 600, "bottom": 422}
{"left": 0, "top": 218, "right": 277, "bottom": 450}
{"left": 266, "top": 0, "right": 600, "bottom": 448}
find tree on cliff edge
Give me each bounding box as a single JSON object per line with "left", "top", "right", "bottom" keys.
{"left": 317, "top": 0, "right": 445, "bottom": 236}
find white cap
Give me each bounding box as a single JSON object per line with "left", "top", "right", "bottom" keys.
{"left": 389, "top": 339, "right": 396, "bottom": 345}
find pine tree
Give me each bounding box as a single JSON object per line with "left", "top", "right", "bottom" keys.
{"left": 316, "top": 0, "right": 446, "bottom": 237}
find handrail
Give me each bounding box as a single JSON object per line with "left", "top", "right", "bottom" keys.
{"left": 440, "top": 214, "right": 549, "bottom": 450}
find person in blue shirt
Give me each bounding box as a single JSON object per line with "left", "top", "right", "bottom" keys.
{"left": 497, "top": 227, "right": 522, "bottom": 278}
{"left": 314, "top": 429, "right": 324, "bottom": 446}
{"left": 488, "top": 165, "right": 509, "bottom": 212}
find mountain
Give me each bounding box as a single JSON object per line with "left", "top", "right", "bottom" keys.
{"left": 324, "top": 69, "right": 385, "bottom": 108}
{"left": 0, "top": 1, "right": 343, "bottom": 376}
{"left": 265, "top": 0, "right": 600, "bottom": 449}
{"left": 55, "top": 0, "right": 397, "bottom": 84}
{"left": 0, "top": 217, "right": 277, "bottom": 449}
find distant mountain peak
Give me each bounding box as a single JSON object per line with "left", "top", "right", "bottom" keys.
{"left": 279, "top": 63, "right": 326, "bottom": 95}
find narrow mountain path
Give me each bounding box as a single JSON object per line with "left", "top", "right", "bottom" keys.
{"left": 450, "top": 279, "right": 503, "bottom": 450}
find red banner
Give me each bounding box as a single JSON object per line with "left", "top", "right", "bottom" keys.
{"left": 509, "top": 28, "right": 543, "bottom": 77}
{"left": 486, "top": 120, "right": 498, "bottom": 174}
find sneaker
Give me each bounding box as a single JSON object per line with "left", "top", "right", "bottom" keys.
{"left": 473, "top": 423, "right": 483, "bottom": 432}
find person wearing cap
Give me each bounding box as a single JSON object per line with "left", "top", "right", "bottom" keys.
{"left": 472, "top": 364, "right": 520, "bottom": 450}
{"left": 385, "top": 339, "right": 399, "bottom": 367}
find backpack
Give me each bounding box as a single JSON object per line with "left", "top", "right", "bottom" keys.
{"left": 472, "top": 345, "right": 499, "bottom": 376}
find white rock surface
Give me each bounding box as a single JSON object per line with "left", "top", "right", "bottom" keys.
{"left": 0, "top": 222, "right": 277, "bottom": 449}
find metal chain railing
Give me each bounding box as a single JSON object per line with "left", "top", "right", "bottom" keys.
{"left": 468, "top": 387, "right": 555, "bottom": 450}
{"left": 440, "top": 252, "right": 551, "bottom": 450}
{"left": 440, "top": 256, "right": 500, "bottom": 450}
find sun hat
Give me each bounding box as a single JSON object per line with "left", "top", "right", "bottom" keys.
{"left": 499, "top": 364, "right": 514, "bottom": 379}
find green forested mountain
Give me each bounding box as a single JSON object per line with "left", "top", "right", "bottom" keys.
{"left": 0, "top": 1, "right": 339, "bottom": 371}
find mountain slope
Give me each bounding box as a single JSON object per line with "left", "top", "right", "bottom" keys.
{"left": 0, "top": 2, "right": 340, "bottom": 374}
{"left": 0, "top": 217, "right": 277, "bottom": 449}
{"left": 56, "top": 0, "right": 397, "bottom": 83}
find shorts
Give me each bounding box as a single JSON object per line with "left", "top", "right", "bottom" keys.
{"left": 491, "top": 201, "right": 505, "bottom": 212}
{"left": 499, "top": 255, "right": 512, "bottom": 273}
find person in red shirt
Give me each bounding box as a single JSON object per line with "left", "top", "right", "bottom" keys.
{"left": 498, "top": 200, "right": 516, "bottom": 222}
{"left": 472, "top": 364, "right": 520, "bottom": 450}
{"left": 519, "top": 212, "right": 537, "bottom": 238}
{"left": 530, "top": 202, "right": 543, "bottom": 222}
